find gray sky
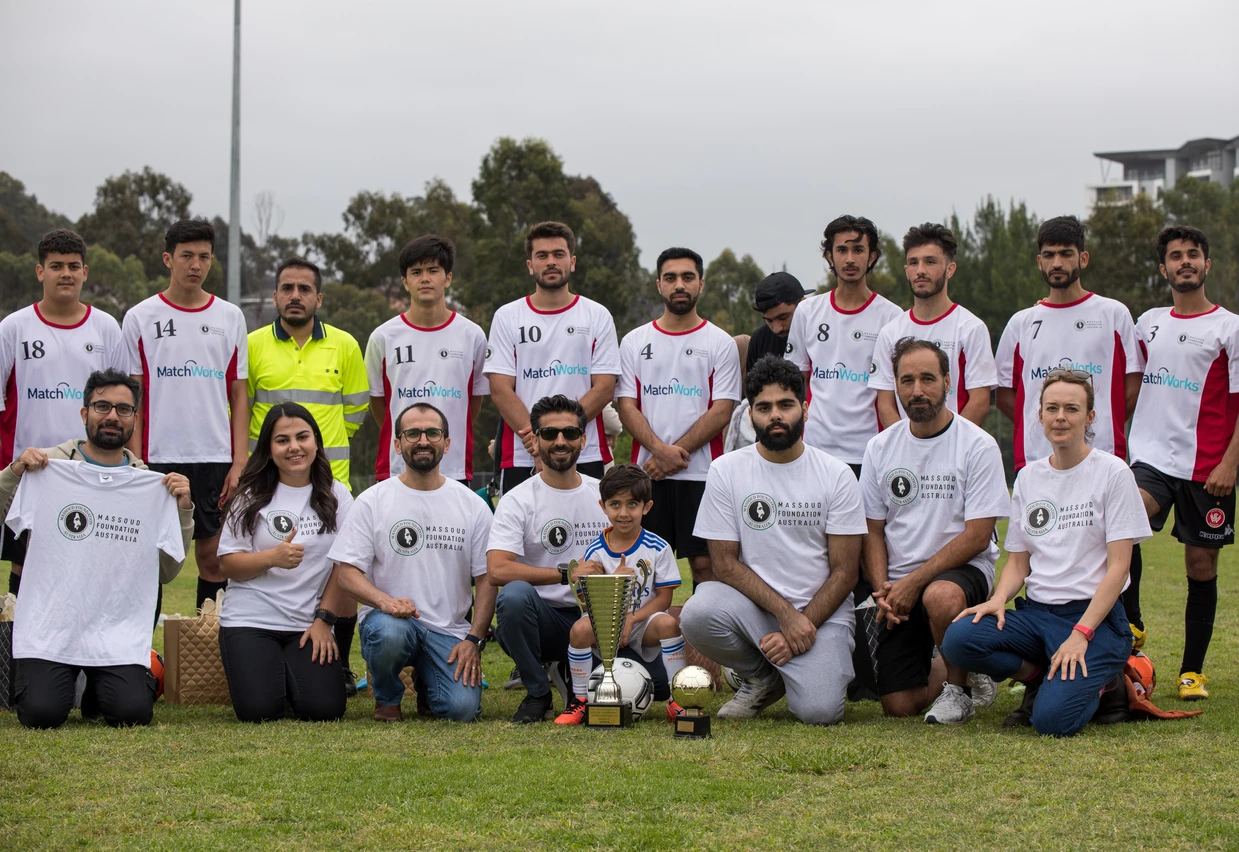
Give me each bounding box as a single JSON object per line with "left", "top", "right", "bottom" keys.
{"left": 2, "top": 0, "right": 1235, "bottom": 290}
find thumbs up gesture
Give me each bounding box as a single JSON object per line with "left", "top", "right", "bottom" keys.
{"left": 615, "top": 554, "right": 634, "bottom": 576}
{"left": 271, "top": 527, "right": 305, "bottom": 570}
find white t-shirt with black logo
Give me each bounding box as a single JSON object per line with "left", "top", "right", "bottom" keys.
{"left": 6, "top": 460, "right": 184, "bottom": 667}
{"left": 486, "top": 473, "right": 610, "bottom": 608}
{"left": 327, "top": 476, "right": 492, "bottom": 639}
{"left": 217, "top": 481, "right": 355, "bottom": 631}
{"left": 1005, "top": 449, "right": 1152, "bottom": 605}
{"left": 693, "top": 444, "right": 868, "bottom": 627}
{"left": 860, "top": 416, "right": 1009, "bottom": 586}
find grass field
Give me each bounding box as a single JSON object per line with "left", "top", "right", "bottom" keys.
{"left": 3, "top": 524, "right": 1238, "bottom": 850}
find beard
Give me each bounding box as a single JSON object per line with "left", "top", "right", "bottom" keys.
{"left": 88, "top": 419, "right": 132, "bottom": 451}
{"left": 754, "top": 414, "right": 804, "bottom": 451}
{"left": 910, "top": 272, "right": 947, "bottom": 300}
{"left": 903, "top": 393, "right": 946, "bottom": 424}
{"left": 540, "top": 443, "right": 582, "bottom": 472}
{"left": 1041, "top": 266, "right": 1081, "bottom": 289}
{"left": 1170, "top": 268, "right": 1207, "bottom": 293}
{"left": 664, "top": 291, "right": 699, "bottom": 316}
{"left": 278, "top": 306, "right": 314, "bottom": 327}
{"left": 402, "top": 444, "right": 443, "bottom": 473}
{"left": 534, "top": 269, "right": 570, "bottom": 290}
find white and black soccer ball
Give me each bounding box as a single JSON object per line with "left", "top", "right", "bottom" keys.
{"left": 720, "top": 666, "right": 743, "bottom": 691}
{"left": 587, "top": 659, "right": 654, "bottom": 721}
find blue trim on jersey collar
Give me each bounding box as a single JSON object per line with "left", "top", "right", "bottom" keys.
{"left": 598, "top": 529, "right": 662, "bottom": 557}
{"left": 273, "top": 316, "right": 326, "bottom": 341}
{"left": 76, "top": 442, "right": 130, "bottom": 468}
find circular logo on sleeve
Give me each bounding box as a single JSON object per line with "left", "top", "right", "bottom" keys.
{"left": 59, "top": 504, "right": 95, "bottom": 541}
{"left": 1025, "top": 500, "right": 1057, "bottom": 536}
{"left": 886, "top": 469, "right": 918, "bottom": 505}
{"left": 1206, "top": 508, "right": 1226, "bottom": 528}
{"left": 742, "top": 494, "right": 776, "bottom": 530}
{"left": 267, "top": 511, "right": 299, "bottom": 539}
{"left": 541, "top": 519, "right": 573, "bottom": 554}
{"left": 389, "top": 520, "right": 424, "bottom": 556}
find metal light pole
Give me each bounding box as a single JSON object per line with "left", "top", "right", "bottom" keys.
{"left": 226, "top": 0, "right": 242, "bottom": 305}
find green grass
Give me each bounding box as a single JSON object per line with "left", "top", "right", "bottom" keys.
{"left": 3, "top": 525, "right": 1239, "bottom": 850}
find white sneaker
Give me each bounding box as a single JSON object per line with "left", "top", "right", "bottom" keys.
{"left": 547, "top": 661, "right": 571, "bottom": 708}
{"left": 716, "top": 668, "right": 785, "bottom": 719}
{"left": 925, "top": 683, "right": 975, "bottom": 725}
{"left": 968, "top": 672, "right": 997, "bottom": 709}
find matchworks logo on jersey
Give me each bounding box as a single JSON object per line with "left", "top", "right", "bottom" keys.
{"left": 155, "top": 360, "right": 226, "bottom": 380}
{"left": 27, "top": 382, "right": 83, "bottom": 401}
{"left": 523, "top": 360, "right": 590, "bottom": 380}
{"left": 1029, "top": 357, "right": 1104, "bottom": 380}
{"left": 742, "top": 493, "right": 776, "bottom": 530}
{"left": 641, "top": 378, "right": 704, "bottom": 398}
{"left": 58, "top": 504, "right": 95, "bottom": 541}
{"left": 396, "top": 381, "right": 464, "bottom": 400}
{"left": 1142, "top": 367, "right": 1202, "bottom": 393}
{"left": 812, "top": 362, "right": 871, "bottom": 385}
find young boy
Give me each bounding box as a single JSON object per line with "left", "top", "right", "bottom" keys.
{"left": 555, "top": 464, "right": 687, "bottom": 724}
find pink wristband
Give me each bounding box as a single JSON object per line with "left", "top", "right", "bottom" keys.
{"left": 1072, "top": 623, "right": 1095, "bottom": 642}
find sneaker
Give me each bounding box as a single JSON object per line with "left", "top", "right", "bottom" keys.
{"left": 716, "top": 669, "right": 785, "bottom": 719}
{"left": 554, "top": 697, "right": 588, "bottom": 726}
{"left": 1130, "top": 624, "right": 1145, "bottom": 652}
{"left": 512, "top": 691, "right": 554, "bottom": 723}
{"left": 968, "top": 673, "right": 997, "bottom": 709}
{"left": 1178, "top": 671, "right": 1209, "bottom": 701}
{"left": 503, "top": 665, "right": 524, "bottom": 690}
{"left": 343, "top": 669, "right": 358, "bottom": 698}
{"left": 547, "top": 660, "right": 571, "bottom": 708}
{"left": 1002, "top": 677, "right": 1040, "bottom": 728}
{"left": 925, "top": 683, "right": 975, "bottom": 725}
{"left": 666, "top": 699, "right": 683, "bottom": 721}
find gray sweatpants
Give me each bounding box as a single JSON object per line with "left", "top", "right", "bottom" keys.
{"left": 680, "top": 581, "right": 855, "bottom": 725}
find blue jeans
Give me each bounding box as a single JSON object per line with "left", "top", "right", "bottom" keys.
{"left": 942, "top": 597, "right": 1132, "bottom": 737}
{"left": 360, "top": 612, "right": 481, "bottom": 722}
{"left": 494, "top": 581, "right": 580, "bottom": 697}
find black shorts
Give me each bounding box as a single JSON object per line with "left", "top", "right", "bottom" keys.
{"left": 645, "top": 479, "right": 709, "bottom": 559}
{"left": 1132, "top": 462, "right": 1235, "bottom": 548}
{"left": 147, "top": 461, "right": 230, "bottom": 540}
{"left": 876, "top": 564, "right": 989, "bottom": 696}
{"left": 2, "top": 525, "right": 29, "bottom": 567}
{"left": 500, "top": 461, "right": 606, "bottom": 496}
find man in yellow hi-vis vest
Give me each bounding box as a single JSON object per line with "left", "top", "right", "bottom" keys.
{"left": 247, "top": 256, "right": 368, "bottom": 693}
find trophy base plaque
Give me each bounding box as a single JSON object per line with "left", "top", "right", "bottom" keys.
{"left": 585, "top": 701, "right": 634, "bottom": 728}
{"left": 674, "top": 708, "right": 711, "bottom": 739}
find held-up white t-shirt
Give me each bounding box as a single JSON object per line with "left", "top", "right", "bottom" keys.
{"left": 217, "top": 481, "right": 355, "bottom": 631}
{"left": 6, "top": 460, "right": 184, "bottom": 667}
{"left": 327, "top": 476, "right": 493, "bottom": 639}
{"left": 1005, "top": 449, "right": 1152, "bottom": 605}
{"left": 860, "top": 416, "right": 1009, "bottom": 586}
{"left": 693, "top": 444, "right": 868, "bottom": 627}
{"left": 486, "top": 473, "right": 610, "bottom": 608}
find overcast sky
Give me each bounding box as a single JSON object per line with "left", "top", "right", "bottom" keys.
{"left": 2, "top": 0, "right": 1235, "bottom": 290}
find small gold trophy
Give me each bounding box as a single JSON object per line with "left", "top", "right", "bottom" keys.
{"left": 577, "top": 573, "right": 636, "bottom": 728}
{"left": 671, "top": 665, "right": 716, "bottom": 739}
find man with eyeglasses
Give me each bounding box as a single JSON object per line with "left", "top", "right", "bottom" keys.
{"left": 329, "top": 402, "right": 496, "bottom": 722}
{"left": 487, "top": 394, "right": 611, "bottom": 722}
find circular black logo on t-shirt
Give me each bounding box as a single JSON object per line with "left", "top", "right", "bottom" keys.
{"left": 541, "top": 519, "right": 572, "bottom": 554}
{"left": 784, "top": 342, "right": 795, "bottom": 356}
{"left": 59, "top": 504, "right": 95, "bottom": 541}
{"left": 1179, "top": 334, "right": 1188, "bottom": 344}
{"left": 85, "top": 343, "right": 94, "bottom": 353}
{"left": 439, "top": 348, "right": 449, "bottom": 359}
{"left": 389, "top": 520, "right": 424, "bottom": 555}
{"left": 886, "top": 469, "right": 918, "bottom": 506}
{"left": 1025, "top": 501, "right": 1057, "bottom": 536}
{"left": 853, "top": 330, "right": 863, "bottom": 340}
{"left": 566, "top": 326, "right": 576, "bottom": 335}
{"left": 742, "top": 494, "right": 776, "bottom": 530}
{"left": 267, "top": 511, "right": 298, "bottom": 539}
{"left": 200, "top": 324, "right": 211, "bottom": 334}
{"left": 1075, "top": 321, "right": 1085, "bottom": 330}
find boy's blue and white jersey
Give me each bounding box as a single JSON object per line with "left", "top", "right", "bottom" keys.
{"left": 583, "top": 528, "right": 681, "bottom": 614}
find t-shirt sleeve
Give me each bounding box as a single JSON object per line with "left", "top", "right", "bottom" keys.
{"left": 692, "top": 464, "right": 739, "bottom": 542}
{"left": 232, "top": 311, "right": 249, "bottom": 381}
{"left": 470, "top": 326, "right": 490, "bottom": 396}
{"left": 1004, "top": 474, "right": 1029, "bottom": 553}
{"left": 326, "top": 492, "right": 377, "bottom": 574}
{"left": 105, "top": 316, "right": 128, "bottom": 374}
{"left": 653, "top": 544, "right": 681, "bottom": 588}
{"left": 616, "top": 333, "right": 638, "bottom": 400}
{"left": 591, "top": 309, "right": 622, "bottom": 377}
{"left": 215, "top": 503, "right": 253, "bottom": 557}
{"left": 1226, "top": 318, "right": 1239, "bottom": 393}
{"left": 0, "top": 322, "right": 12, "bottom": 411}
{"left": 869, "top": 325, "right": 896, "bottom": 392}
{"left": 364, "top": 328, "right": 386, "bottom": 398}
{"left": 785, "top": 306, "right": 811, "bottom": 372}
{"left": 1117, "top": 306, "right": 1145, "bottom": 374}
{"left": 486, "top": 491, "right": 528, "bottom": 555}
{"left": 824, "top": 464, "right": 868, "bottom": 535}
{"left": 995, "top": 317, "right": 1018, "bottom": 388}
{"left": 469, "top": 497, "right": 493, "bottom": 578}
{"left": 962, "top": 318, "right": 998, "bottom": 388}
{"left": 4, "top": 468, "right": 42, "bottom": 536}
{"left": 963, "top": 434, "right": 1011, "bottom": 521}
{"left": 1104, "top": 463, "right": 1153, "bottom": 544}
{"left": 712, "top": 330, "right": 743, "bottom": 402}
{"left": 154, "top": 484, "right": 186, "bottom": 564}
{"left": 121, "top": 310, "right": 143, "bottom": 376}
{"left": 484, "top": 309, "right": 517, "bottom": 377}
{"left": 859, "top": 442, "right": 886, "bottom": 521}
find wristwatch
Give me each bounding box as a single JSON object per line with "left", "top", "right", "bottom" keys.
{"left": 465, "top": 633, "right": 487, "bottom": 651}
{"left": 313, "top": 608, "right": 338, "bottom": 626}
{"left": 558, "top": 565, "right": 571, "bottom": 585}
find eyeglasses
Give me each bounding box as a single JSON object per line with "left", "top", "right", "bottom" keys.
{"left": 1046, "top": 368, "right": 1094, "bottom": 383}
{"left": 89, "top": 401, "right": 136, "bottom": 417}
{"left": 535, "top": 426, "right": 585, "bottom": 441}
{"left": 398, "top": 427, "right": 445, "bottom": 443}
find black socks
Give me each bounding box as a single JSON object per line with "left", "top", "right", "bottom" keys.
{"left": 1181, "top": 576, "right": 1217, "bottom": 675}
{"left": 1122, "top": 543, "right": 1143, "bottom": 630}
{"left": 196, "top": 578, "right": 228, "bottom": 609}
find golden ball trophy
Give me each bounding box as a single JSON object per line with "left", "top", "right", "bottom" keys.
{"left": 671, "top": 665, "right": 715, "bottom": 739}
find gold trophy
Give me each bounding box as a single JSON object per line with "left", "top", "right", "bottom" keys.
{"left": 671, "top": 665, "right": 716, "bottom": 739}
{"left": 577, "top": 573, "right": 637, "bottom": 728}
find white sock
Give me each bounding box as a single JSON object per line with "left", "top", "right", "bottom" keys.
{"left": 661, "top": 636, "right": 687, "bottom": 686}
{"left": 568, "top": 645, "right": 594, "bottom": 701}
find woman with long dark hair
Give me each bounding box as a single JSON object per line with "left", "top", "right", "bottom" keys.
{"left": 217, "top": 403, "right": 353, "bottom": 722}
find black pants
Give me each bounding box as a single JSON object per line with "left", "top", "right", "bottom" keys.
{"left": 15, "top": 658, "right": 156, "bottom": 729}
{"left": 218, "top": 625, "right": 346, "bottom": 723}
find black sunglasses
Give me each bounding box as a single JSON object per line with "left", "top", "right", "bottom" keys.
{"left": 1046, "top": 368, "right": 1094, "bottom": 384}
{"left": 535, "top": 426, "right": 585, "bottom": 441}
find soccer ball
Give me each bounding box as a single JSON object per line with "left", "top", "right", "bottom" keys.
{"left": 720, "top": 666, "right": 743, "bottom": 691}
{"left": 150, "top": 649, "right": 165, "bottom": 700}
{"left": 587, "top": 659, "right": 654, "bottom": 721}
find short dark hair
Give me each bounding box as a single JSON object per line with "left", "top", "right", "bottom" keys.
{"left": 1037, "top": 215, "right": 1086, "bottom": 251}
{"left": 399, "top": 234, "right": 456, "bottom": 277}
{"left": 529, "top": 394, "right": 587, "bottom": 431}
{"left": 891, "top": 336, "right": 949, "bottom": 379}
{"left": 395, "top": 402, "right": 449, "bottom": 436}
{"left": 744, "top": 354, "right": 806, "bottom": 405}
{"left": 37, "top": 229, "right": 87, "bottom": 265}
{"left": 165, "top": 218, "right": 216, "bottom": 254}
{"left": 655, "top": 247, "right": 703, "bottom": 278}
{"left": 525, "top": 221, "right": 576, "bottom": 257}
{"left": 83, "top": 368, "right": 141, "bottom": 407}
{"left": 821, "top": 215, "right": 881, "bottom": 271}
{"left": 902, "top": 223, "right": 958, "bottom": 261}
{"left": 599, "top": 464, "right": 653, "bottom": 503}
{"left": 1157, "top": 225, "right": 1210, "bottom": 265}
{"left": 276, "top": 256, "right": 322, "bottom": 290}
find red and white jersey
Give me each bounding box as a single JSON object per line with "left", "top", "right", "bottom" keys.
{"left": 485, "top": 294, "right": 620, "bottom": 468}
{"left": 786, "top": 291, "right": 903, "bottom": 463}
{"left": 121, "top": 293, "right": 248, "bottom": 464}
{"left": 1129, "top": 306, "right": 1239, "bottom": 482}
{"left": 996, "top": 292, "right": 1144, "bottom": 470}
{"left": 365, "top": 312, "right": 489, "bottom": 482}
{"left": 871, "top": 303, "right": 998, "bottom": 420}
{"left": 0, "top": 304, "right": 126, "bottom": 466}
{"left": 617, "top": 319, "right": 741, "bottom": 481}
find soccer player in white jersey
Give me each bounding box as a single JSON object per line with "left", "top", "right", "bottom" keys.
{"left": 329, "top": 402, "right": 496, "bottom": 722}
{"left": 487, "top": 395, "right": 611, "bottom": 723}
{"left": 617, "top": 247, "right": 741, "bottom": 585}
{"left": 995, "top": 215, "right": 1144, "bottom": 471}
{"left": 945, "top": 371, "right": 1150, "bottom": 737}
{"left": 861, "top": 339, "right": 1009, "bottom": 724}
{"left": 367, "top": 235, "right": 488, "bottom": 486}
{"left": 681, "top": 356, "right": 867, "bottom": 725}
{"left": 1, "top": 229, "right": 128, "bottom": 593}
{"left": 485, "top": 221, "right": 620, "bottom": 494}
{"left": 121, "top": 219, "right": 250, "bottom": 608}
{"left": 1126, "top": 226, "right": 1239, "bottom": 700}
{"left": 871, "top": 223, "right": 997, "bottom": 429}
